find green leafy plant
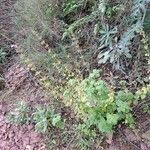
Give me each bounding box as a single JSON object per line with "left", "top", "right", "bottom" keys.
{"left": 12, "top": 0, "right": 150, "bottom": 148}
{"left": 64, "top": 70, "right": 136, "bottom": 133}
{"left": 0, "top": 48, "right": 6, "bottom": 63}
{"left": 143, "top": 105, "right": 150, "bottom": 114}
{"left": 33, "top": 107, "right": 64, "bottom": 133}
{"left": 51, "top": 114, "right": 65, "bottom": 129}
{"left": 33, "top": 107, "right": 50, "bottom": 133}
{"left": 136, "top": 85, "right": 150, "bottom": 100}
{"left": 6, "top": 101, "right": 29, "bottom": 124}
{"left": 98, "top": 24, "right": 118, "bottom": 48}
{"left": 63, "top": 0, "right": 84, "bottom": 16}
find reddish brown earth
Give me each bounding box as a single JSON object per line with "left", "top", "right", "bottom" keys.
{"left": 0, "top": 104, "right": 45, "bottom": 150}
{"left": 0, "top": 62, "right": 49, "bottom": 150}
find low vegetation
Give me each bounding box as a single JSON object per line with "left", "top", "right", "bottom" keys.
{"left": 6, "top": 0, "right": 150, "bottom": 149}
{"left": 7, "top": 102, "right": 64, "bottom": 133}
{"left": 64, "top": 70, "right": 136, "bottom": 133}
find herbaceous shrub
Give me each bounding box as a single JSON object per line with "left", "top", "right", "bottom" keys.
{"left": 33, "top": 107, "right": 64, "bottom": 133}
{"left": 6, "top": 102, "right": 64, "bottom": 133}
{"left": 6, "top": 101, "right": 29, "bottom": 124}
{"left": 64, "top": 70, "right": 136, "bottom": 133}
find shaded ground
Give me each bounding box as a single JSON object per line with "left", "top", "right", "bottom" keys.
{"left": 107, "top": 124, "right": 150, "bottom": 150}
{"left": 0, "top": 0, "right": 16, "bottom": 55}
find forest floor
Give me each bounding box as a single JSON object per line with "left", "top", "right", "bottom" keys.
{"left": 0, "top": 0, "right": 150, "bottom": 150}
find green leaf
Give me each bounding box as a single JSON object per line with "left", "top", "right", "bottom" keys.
{"left": 116, "top": 90, "right": 135, "bottom": 103}
{"left": 97, "top": 117, "right": 112, "bottom": 133}
{"left": 52, "top": 115, "right": 61, "bottom": 126}
{"left": 125, "top": 113, "right": 135, "bottom": 127}
{"left": 52, "top": 114, "right": 64, "bottom": 129}
{"left": 106, "top": 113, "right": 119, "bottom": 125}
{"left": 116, "top": 100, "right": 130, "bottom": 113}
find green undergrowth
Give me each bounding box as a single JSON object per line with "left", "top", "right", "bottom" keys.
{"left": 12, "top": 0, "right": 150, "bottom": 149}
{"left": 5, "top": 68, "right": 150, "bottom": 149}
{"left": 64, "top": 69, "right": 150, "bottom": 134}
{"left": 6, "top": 102, "right": 64, "bottom": 133}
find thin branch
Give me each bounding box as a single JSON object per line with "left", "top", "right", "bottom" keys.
{"left": 0, "top": 33, "right": 15, "bottom": 43}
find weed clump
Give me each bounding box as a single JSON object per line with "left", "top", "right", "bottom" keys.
{"left": 6, "top": 102, "right": 64, "bottom": 133}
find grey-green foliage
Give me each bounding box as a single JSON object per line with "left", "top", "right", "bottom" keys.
{"left": 33, "top": 107, "right": 64, "bottom": 133}
{"left": 98, "top": 0, "right": 150, "bottom": 70}
{"left": 98, "top": 22, "right": 141, "bottom": 70}
{"left": 15, "top": 0, "right": 150, "bottom": 75}
{"left": 98, "top": 24, "right": 118, "bottom": 48}
{"left": 100, "top": 24, "right": 118, "bottom": 47}
{"left": 131, "top": 0, "right": 150, "bottom": 21}
{"left": 63, "top": 0, "right": 150, "bottom": 70}
{"left": 0, "top": 48, "right": 6, "bottom": 63}
{"left": 6, "top": 101, "right": 64, "bottom": 133}
{"left": 6, "top": 101, "right": 29, "bottom": 124}
{"left": 144, "top": 8, "right": 150, "bottom": 30}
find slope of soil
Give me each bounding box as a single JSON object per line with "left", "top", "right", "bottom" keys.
{"left": 0, "top": 0, "right": 150, "bottom": 150}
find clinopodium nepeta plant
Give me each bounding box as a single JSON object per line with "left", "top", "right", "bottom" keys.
{"left": 64, "top": 70, "right": 136, "bottom": 133}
